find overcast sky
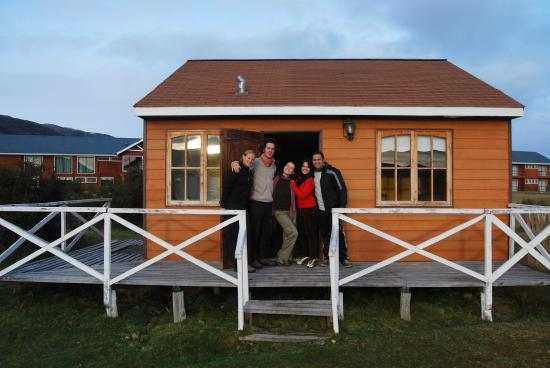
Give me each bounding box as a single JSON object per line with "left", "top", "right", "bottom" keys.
{"left": 1, "top": 0, "right": 549, "bottom": 155}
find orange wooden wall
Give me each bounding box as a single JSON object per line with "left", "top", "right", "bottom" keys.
{"left": 143, "top": 117, "right": 510, "bottom": 262}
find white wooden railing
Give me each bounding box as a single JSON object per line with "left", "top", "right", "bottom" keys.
{"left": 0, "top": 205, "right": 249, "bottom": 330}
{"left": 328, "top": 206, "right": 550, "bottom": 333}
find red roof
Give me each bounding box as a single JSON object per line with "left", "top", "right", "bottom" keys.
{"left": 134, "top": 59, "right": 522, "bottom": 109}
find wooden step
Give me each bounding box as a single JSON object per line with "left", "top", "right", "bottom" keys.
{"left": 239, "top": 333, "right": 327, "bottom": 344}
{"left": 244, "top": 300, "right": 332, "bottom": 316}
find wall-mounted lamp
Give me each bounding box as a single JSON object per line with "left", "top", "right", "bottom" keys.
{"left": 343, "top": 118, "right": 356, "bottom": 141}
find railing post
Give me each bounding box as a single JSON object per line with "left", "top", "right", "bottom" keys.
{"left": 508, "top": 212, "right": 516, "bottom": 259}
{"left": 330, "top": 211, "right": 340, "bottom": 334}
{"left": 103, "top": 212, "right": 116, "bottom": 317}
{"left": 482, "top": 212, "right": 493, "bottom": 322}
{"left": 236, "top": 212, "right": 248, "bottom": 331}
{"left": 60, "top": 210, "right": 67, "bottom": 252}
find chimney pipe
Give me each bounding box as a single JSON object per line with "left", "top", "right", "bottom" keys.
{"left": 236, "top": 75, "right": 247, "bottom": 94}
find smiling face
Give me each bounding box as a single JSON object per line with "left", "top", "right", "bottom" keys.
{"left": 263, "top": 142, "right": 275, "bottom": 159}
{"left": 242, "top": 152, "right": 255, "bottom": 167}
{"left": 282, "top": 162, "right": 295, "bottom": 177}
{"left": 301, "top": 161, "right": 311, "bottom": 175}
{"left": 312, "top": 153, "right": 324, "bottom": 170}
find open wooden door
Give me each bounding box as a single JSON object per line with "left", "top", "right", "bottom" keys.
{"left": 220, "top": 129, "right": 263, "bottom": 268}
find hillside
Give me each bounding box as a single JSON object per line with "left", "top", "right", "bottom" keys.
{"left": 0, "top": 114, "right": 112, "bottom": 137}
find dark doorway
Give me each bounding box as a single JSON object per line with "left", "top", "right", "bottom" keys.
{"left": 265, "top": 131, "right": 320, "bottom": 172}
{"left": 262, "top": 131, "right": 320, "bottom": 258}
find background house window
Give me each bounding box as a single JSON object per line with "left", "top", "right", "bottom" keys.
{"left": 77, "top": 157, "right": 95, "bottom": 173}
{"left": 526, "top": 164, "right": 538, "bottom": 169}
{"left": 101, "top": 177, "right": 115, "bottom": 186}
{"left": 539, "top": 180, "right": 547, "bottom": 192}
{"left": 539, "top": 165, "right": 547, "bottom": 177}
{"left": 24, "top": 155, "right": 43, "bottom": 166}
{"left": 526, "top": 179, "right": 539, "bottom": 185}
{"left": 167, "top": 131, "right": 220, "bottom": 205}
{"left": 75, "top": 177, "right": 97, "bottom": 183}
{"left": 512, "top": 179, "right": 518, "bottom": 192}
{"left": 122, "top": 155, "right": 143, "bottom": 172}
{"left": 377, "top": 130, "right": 451, "bottom": 206}
{"left": 55, "top": 156, "right": 72, "bottom": 173}
{"left": 512, "top": 165, "right": 518, "bottom": 176}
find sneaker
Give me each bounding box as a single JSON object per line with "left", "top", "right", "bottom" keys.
{"left": 319, "top": 259, "right": 329, "bottom": 267}
{"left": 296, "top": 256, "right": 310, "bottom": 265}
{"left": 341, "top": 259, "right": 353, "bottom": 268}
{"left": 251, "top": 260, "right": 263, "bottom": 269}
{"left": 306, "top": 259, "right": 318, "bottom": 268}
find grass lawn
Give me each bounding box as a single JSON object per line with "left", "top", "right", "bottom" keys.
{"left": 1, "top": 283, "right": 550, "bottom": 367}
{"left": 512, "top": 192, "right": 550, "bottom": 206}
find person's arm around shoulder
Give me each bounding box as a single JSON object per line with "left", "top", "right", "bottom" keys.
{"left": 290, "top": 177, "right": 315, "bottom": 199}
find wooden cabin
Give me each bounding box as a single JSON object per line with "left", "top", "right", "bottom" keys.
{"left": 134, "top": 59, "right": 523, "bottom": 264}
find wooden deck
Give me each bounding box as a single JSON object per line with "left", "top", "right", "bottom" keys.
{"left": 2, "top": 240, "right": 550, "bottom": 288}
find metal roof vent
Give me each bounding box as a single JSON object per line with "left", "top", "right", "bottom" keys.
{"left": 236, "top": 75, "right": 248, "bottom": 94}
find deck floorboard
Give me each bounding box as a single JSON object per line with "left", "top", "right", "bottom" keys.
{"left": 2, "top": 240, "right": 550, "bottom": 288}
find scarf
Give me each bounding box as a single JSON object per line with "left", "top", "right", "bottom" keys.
{"left": 260, "top": 153, "right": 275, "bottom": 167}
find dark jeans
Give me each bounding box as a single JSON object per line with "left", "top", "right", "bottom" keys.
{"left": 318, "top": 209, "right": 349, "bottom": 261}
{"left": 296, "top": 206, "right": 319, "bottom": 259}
{"left": 248, "top": 200, "right": 273, "bottom": 263}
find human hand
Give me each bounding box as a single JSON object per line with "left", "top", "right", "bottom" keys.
{"left": 231, "top": 161, "right": 240, "bottom": 173}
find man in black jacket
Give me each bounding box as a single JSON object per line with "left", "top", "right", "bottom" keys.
{"left": 312, "top": 151, "right": 352, "bottom": 267}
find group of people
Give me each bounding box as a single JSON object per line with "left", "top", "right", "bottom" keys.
{"left": 221, "top": 138, "right": 351, "bottom": 273}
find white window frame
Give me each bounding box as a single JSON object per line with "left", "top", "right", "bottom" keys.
{"left": 54, "top": 156, "right": 72, "bottom": 174}
{"left": 526, "top": 164, "right": 538, "bottom": 169}
{"left": 24, "top": 155, "right": 43, "bottom": 166}
{"left": 526, "top": 179, "right": 539, "bottom": 185}
{"left": 539, "top": 165, "right": 547, "bottom": 177}
{"left": 100, "top": 177, "right": 115, "bottom": 185}
{"left": 512, "top": 164, "right": 519, "bottom": 176}
{"left": 122, "top": 155, "right": 143, "bottom": 172}
{"left": 57, "top": 176, "right": 73, "bottom": 182}
{"left": 539, "top": 179, "right": 547, "bottom": 192}
{"left": 511, "top": 179, "right": 518, "bottom": 192}
{"left": 77, "top": 156, "right": 96, "bottom": 174}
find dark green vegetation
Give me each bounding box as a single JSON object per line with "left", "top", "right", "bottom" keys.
{"left": 0, "top": 114, "right": 111, "bottom": 136}
{"left": 1, "top": 284, "right": 549, "bottom": 368}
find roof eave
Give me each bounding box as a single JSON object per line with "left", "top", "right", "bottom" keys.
{"left": 134, "top": 106, "right": 524, "bottom": 118}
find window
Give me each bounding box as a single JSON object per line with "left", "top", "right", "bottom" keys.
{"left": 101, "top": 177, "right": 115, "bottom": 186}
{"left": 57, "top": 176, "right": 73, "bottom": 182}
{"left": 24, "top": 155, "right": 43, "bottom": 166}
{"left": 98, "top": 156, "right": 121, "bottom": 162}
{"left": 512, "top": 179, "right": 518, "bottom": 192}
{"left": 54, "top": 156, "right": 72, "bottom": 173}
{"left": 75, "top": 177, "right": 97, "bottom": 184}
{"left": 512, "top": 165, "right": 519, "bottom": 176}
{"left": 122, "top": 155, "right": 143, "bottom": 172}
{"left": 526, "top": 179, "right": 539, "bottom": 185}
{"left": 77, "top": 157, "right": 95, "bottom": 173}
{"left": 526, "top": 164, "right": 538, "bottom": 169}
{"left": 167, "top": 131, "right": 220, "bottom": 205}
{"left": 539, "top": 165, "right": 547, "bottom": 177}
{"left": 539, "top": 180, "right": 547, "bottom": 192}
{"left": 377, "top": 130, "right": 452, "bottom": 206}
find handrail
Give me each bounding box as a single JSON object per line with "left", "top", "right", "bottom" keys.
{"left": 3, "top": 198, "right": 112, "bottom": 207}
{"left": 0, "top": 206, "right": 248, "bottom": 330}
{"left": 328, "top": 207, "right": 550, "bottom": 334}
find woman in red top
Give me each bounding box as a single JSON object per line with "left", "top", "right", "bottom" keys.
{"left": 290, "top": 159, "right": 319, "bottom": 267}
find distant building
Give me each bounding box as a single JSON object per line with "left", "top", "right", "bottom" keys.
{"left": 511, "top": 151, "right": 550, "bottom": 192}
{"left": 0, "top": 135, "right": 142, "bottom": 187}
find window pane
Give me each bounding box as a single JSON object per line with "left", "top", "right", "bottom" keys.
{"left": 187, "top": 135, "right": 201, "bottom": 167}
{"left": 78, "top": 157, "right": 94, "bottom": 173}
{"left": 433, "top": 169, "right": 447, "bottom": 201}
{"left": 186, "top": 169, "right": 200, "bottom": 200}
{"left": 381, "top": 169, "right": 395, "bottom": 201}
{"left": 396, "top": 169, "right": 411, "bottom": 201}
{"left": 396, "top": 135, "right": 410, "bottom": 168}
{"left": 25, "top": 156, "right": 43, "bottom": 166}
{"left": 418, "top": 169, "right": 432, "bottom": 201}
{"left": 55, "top": 156, "right": 71, "bottom": 173}
{"left": 381, "top": 136, "right": 395, "bottom": 167}
{"left": 171, "top": 169, "right": 185, "bottom": 200}
{"left": 433, "top": 137, "right": 446, "bottom": 168}
{"left": 207, "top": 169, "right": 220, "bottom": 201}
{"left": 207, "top": 135, "right": 220, "bottom": 167}
{"left": 171, "top": 137, "right": 186, "bottom": 167}
{"left": 417, "top": 135, "right": 431, "bottom": 168}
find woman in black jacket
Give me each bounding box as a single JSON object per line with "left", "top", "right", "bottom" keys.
{"left": 221, "top": 149, "right": 256, "bottom": 271}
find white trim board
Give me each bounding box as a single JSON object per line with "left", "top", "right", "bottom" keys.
{"left": 134, "top": 106, "right": 524, "bottom": 118}
{"left": 116, "top": 139, "right": 144, "bottom": 155}
{"left": 512, "top": 162, "right": 550, "bottom": 165}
